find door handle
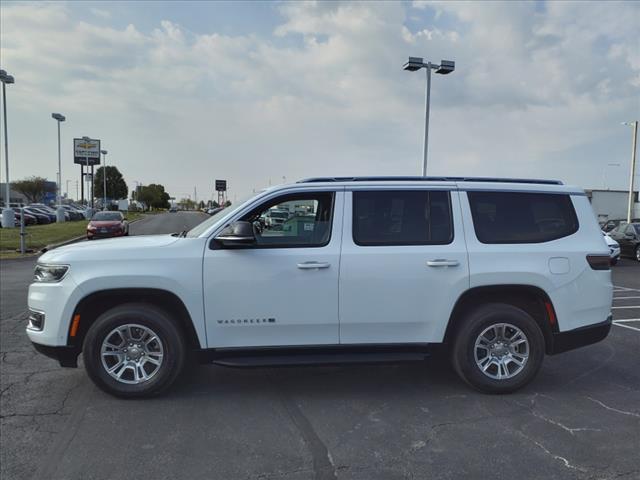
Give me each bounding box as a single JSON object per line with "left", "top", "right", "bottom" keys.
{"left": 297, "top": 262, "right": 330, "bottom": 269}
{"left": 427, "top": 259, "right": 459, "bottom": 267}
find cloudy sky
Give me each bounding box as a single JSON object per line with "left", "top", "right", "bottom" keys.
{"left": 1, "top": 1, "right": 638, "bottom": 202}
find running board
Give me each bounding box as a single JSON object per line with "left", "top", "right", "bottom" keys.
{"left": 210, "top": 351, "right": 429, "bottom": 368}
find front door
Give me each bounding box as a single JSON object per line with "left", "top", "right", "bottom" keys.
{"left": 339, "top": 188, "right": 469, "bottom": 344}
{"left": 203, "top": 189, "right": 344, "bottom": 348}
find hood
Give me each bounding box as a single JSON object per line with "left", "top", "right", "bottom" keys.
{"left": 39, "top": 234, "right": 181, "bottom": 263}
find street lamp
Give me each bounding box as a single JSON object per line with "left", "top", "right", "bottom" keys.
{"left": 51, "top": 113, "right": 66, "bottom": 222}
{"left": 622, "top": 121, "right": 639, "bottom": 223}
{"left": 403, "top": 57, "right": 455, "bottom": 176}
{"left": 101, "top": 149, "right": 108, "bottom": 210}
{"left": 0, "top": 69, "right": 15, "bottom": 228}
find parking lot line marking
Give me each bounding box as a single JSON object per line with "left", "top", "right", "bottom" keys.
{"left": 612, "top": 318, "right": 640, "bottom": 323}
{"left": 611, "top": 306, "right": 640, "bottom": 309}
{"left": 613, "top": 322, "right": 640, "bottom": 332}
{"left": 614, "top": 296, "right": 640, "bottom": 300}
{"left": 614, "top": 285, "right": 640, "bottom": 292}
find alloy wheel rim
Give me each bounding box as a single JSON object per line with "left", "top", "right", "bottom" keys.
{"left": 100, "top": 324, "right": 164, "bottom": 385}
{"left": 474, "top": 323, "right": 529, "bottom": 380}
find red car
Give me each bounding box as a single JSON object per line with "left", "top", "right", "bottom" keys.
{"left": 87, "top": 211, "right": 129, "bottom": 240}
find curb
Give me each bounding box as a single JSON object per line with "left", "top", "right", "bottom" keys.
{"left": 42, "top": 216, "right": 147, "bottom": 253}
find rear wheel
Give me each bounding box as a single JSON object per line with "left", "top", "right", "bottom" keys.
{"left": 83, "top": 303, "right": 186, "bottom": 398}
{"left": 635, "top": 246, "right": 640, "bottom": 262}
{"left": 452, "top": 303, "right": 545, "bottom": 394}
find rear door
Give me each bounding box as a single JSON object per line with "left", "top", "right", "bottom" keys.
{"left": 339, "top": 187, "right": 469, "bottom": 344}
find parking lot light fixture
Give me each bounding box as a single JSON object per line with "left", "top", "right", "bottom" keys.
{"left": 101, "top": 150, "right": 108, "bottom": 210}
{"left": 402, "top": 57, "right": 455, "bottom": 177}
{"left": 52, "top": 113, "right": 66, "bottom": 222}
{"left": 622, "top": 121, "right": 638, "bottom": 223}
{"left": 1, "top": 69, "right": 15, "bottom": 228}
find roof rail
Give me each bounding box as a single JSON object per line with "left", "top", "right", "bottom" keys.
{"left": 297, "top": 176, "right": 563, "bottom": 185}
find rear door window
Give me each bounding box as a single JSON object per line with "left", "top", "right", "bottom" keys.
{"left": 352, "top": 190, "right": 453, "bottom": 246}
{"left": 467, "top": 191, "right": 579, "bottom": 244}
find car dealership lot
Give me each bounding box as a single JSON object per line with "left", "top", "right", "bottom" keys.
{"left": 1, "top": 214, "right": 638, "bottom": 480}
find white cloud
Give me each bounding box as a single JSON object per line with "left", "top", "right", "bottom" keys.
{"left": 0, "top": 1, "right": 638, "bottom": 200}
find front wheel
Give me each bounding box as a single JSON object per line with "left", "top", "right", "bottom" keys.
{"left": 83, "top": 303, "right": 186, "bottom": 398}
{"left": 452, "top": 303, "right": 545, "bottom": 394}
{"left": 635, "top": 246, "right": 640, "bottom": 262}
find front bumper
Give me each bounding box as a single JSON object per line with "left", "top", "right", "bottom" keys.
{"left": 32, "top": 342, "right": 79, "bottom": 367}
{"left": 549, "top": 315, "right": 612, "bottom": 354}
{"left": 87, "top": 230, "right": 125, "bottom": 239}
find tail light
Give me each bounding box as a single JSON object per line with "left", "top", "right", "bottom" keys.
{"left": 586, "top": 255, "right": 610, "bottom": 270}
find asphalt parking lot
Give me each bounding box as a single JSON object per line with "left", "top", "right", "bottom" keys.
{"left": 1, "top": 213, "right": 639, "bottom": 480}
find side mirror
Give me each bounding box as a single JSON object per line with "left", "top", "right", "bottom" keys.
{"left": 214, "top": 221, "right": 255, "bottom": 247}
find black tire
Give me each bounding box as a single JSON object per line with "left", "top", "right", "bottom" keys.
{"left": 635, "top": 246, "right": 640, "bottom": 262}
{"left": 83, "top": 303, "right": 186, "bottom": 398}
{"left": 452, "top": 303, "right": 545, "bottom": 394}
{"left": 611, "top": 257, "right": 618, "bottom": 266}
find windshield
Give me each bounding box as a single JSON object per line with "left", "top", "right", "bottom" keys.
{"left": 92, "top": 212, "right": 122, "bottom": 221}
{"left": 186, "top": 193, "right": 258, "bottom": 237}
{"left": 271, "top": 211, "right": 288, "bottom": 219}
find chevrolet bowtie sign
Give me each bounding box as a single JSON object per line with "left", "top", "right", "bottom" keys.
{"left": 74, "top": 138, "right": 101, "bottom": 165}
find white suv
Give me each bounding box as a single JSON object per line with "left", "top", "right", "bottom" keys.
{"left": 27, "top": 177, "right": 613, "bottom": 398}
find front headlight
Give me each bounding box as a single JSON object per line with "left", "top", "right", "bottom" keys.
{"left": 34, "top": 264, "right": 69, "bottom": 283}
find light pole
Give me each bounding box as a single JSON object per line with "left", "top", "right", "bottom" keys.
{"left": 403, "top": 57, "right": 455, "bottom": 176}
{"left": 52, "top": 113, "right": 66, "bottom": 222}
{"left": 622, "top": 121, "right": 638, "bottom": 223}
{"left": 1, "top": 69, "right": 15, "bottom": 228}
{"left": 101, "top": 149, "right": 108, "bottom": 210}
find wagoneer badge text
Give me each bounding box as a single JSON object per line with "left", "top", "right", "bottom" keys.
{"left": 218, "top": 318, "right": 276, "bottom": 325}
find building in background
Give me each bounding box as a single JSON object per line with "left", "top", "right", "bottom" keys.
{"left": 0, "top": 181, "right": 58, "bottom": 206}
{"left": 586, "top": 189, "right": 640, "bottom": 224}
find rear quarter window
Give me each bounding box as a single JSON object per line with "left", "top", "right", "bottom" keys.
{"left": 467, "top": 191, "right": 579, "bottom": 244}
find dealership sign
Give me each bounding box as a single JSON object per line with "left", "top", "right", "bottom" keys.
{"left": 74, "top": 138, "right": 101, "bottom": 165}
{"left": 215, "top": 179, "right": 227, "bottom": 192}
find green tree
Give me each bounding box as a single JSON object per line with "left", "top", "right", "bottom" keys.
{"left": 224, "top": 200, "right": 232, "bottom": 207}
{"left": 137, "top": 184, "right": 170, "bottom": 210}
{"left": 93, "top": 166, "right": 128, "bottom": 201}
{"left": 12, "top": 176, "right": 55, "bottom": 204}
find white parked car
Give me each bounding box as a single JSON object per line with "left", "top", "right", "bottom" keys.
{"left": 602, "top": 231, "right": 620, "bottom": 265}
{"left": 28, "top": 177, "right": 613, "bottom": 398}
{"left": 263, "top": 208, "right": 289, "bottom": 229}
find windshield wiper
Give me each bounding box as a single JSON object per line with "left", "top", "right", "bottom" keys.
{"left": 170, "top": 230, "right": 188, "bottom": 237}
